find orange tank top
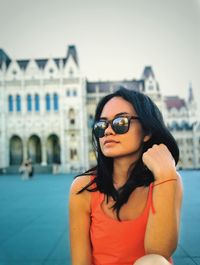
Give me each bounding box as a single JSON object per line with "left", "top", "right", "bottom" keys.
{"left": 90, "top": 179, "right": 173, "bottom": 265}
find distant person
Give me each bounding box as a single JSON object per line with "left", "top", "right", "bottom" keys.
{"left": 69, "top": 87, "right": 183, "bottom": 265}
{"left": 19, "top": 160, "right": 30, "bottom": 180}
{"left": 28, "top": 159, "right": 34, "bottom": 178}
{"left": 53, "top": 163, "right": 60, "bottom": 175}
{"left": 19, "top": 159, "right": 34, "bottom": 180}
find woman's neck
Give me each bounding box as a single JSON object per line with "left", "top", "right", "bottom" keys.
{"left": 113, "top": 157, "right": 137, "bottom": 188}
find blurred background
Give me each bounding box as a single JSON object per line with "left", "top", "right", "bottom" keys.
{"left": 0, "top": 0, "right": 200, "bottom": 173}
{"left": 0, "top": 0, "right": 200, "bottom": 264}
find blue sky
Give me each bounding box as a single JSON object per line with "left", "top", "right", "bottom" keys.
{"left": 0, "top": 0, "right": 199, "bottom": 106}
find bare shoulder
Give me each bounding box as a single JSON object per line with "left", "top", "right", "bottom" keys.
{"left": 69, "top": 175, "right": 93, "bottom": 214}
{"left": 70, "top": 175, "right": 93, "bottom": 194}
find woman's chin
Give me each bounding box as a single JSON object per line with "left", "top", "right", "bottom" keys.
{"left": 103, "top": 151, "right": 120, "bottom": 158}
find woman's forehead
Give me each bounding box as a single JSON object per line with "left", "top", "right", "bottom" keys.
{"left": 101, "top": 97, "right": 136, "bottom": 117}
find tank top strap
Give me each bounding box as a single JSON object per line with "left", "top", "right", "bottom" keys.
{"left": 148, "top": 179, "right": 178, "bottom": 215}
{"left": 90, "top": 176, "right": 104, "bottom": 213}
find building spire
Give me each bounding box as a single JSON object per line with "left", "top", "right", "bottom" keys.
{"left": 188, "top": 82, "right": 194, "bottom": 103}
{"left": 66, "top": 45, "right": 79, "bottom": 66}
{"left": 0, "top": 49, "right": 11, "bottom": 70}
{"left": 141, "top": 66, "right": 155, "bottom": 79}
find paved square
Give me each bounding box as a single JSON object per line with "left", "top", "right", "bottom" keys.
{"left": 0, "top": 170, "right": 199, "bottom": 265}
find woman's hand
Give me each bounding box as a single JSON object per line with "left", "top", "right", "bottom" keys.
{"left": 142, "top": 144, "right": 177, "bottom": 181}
{"left": 143, "top": 144, "right": 183, "bottom": 257}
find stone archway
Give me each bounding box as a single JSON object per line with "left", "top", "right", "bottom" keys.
{"left": 46, "top": 134, "right": 61, "bottom": 164}
{"left": 27, "top": 135, "right": 42, "bottom": 163}
{"left": 10, "top": 135, "right": 23, "bottom": 165}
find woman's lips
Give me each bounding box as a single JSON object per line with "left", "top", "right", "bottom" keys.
{"left": 104, "top": 140, "right": 120, "bottom": 145}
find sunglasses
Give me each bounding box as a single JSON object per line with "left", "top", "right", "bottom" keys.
{"left": 93, "top": 116, "right": 140, "bottom": 138}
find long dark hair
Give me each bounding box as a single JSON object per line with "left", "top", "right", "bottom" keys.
{"left": 77, "top": 86, "right": 179, "bottom": 219}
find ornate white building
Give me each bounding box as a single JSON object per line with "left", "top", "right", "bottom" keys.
{"left": 0, "top": 45, "right": 199, "bottom": 173}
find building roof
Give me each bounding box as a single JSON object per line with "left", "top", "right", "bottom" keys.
{"left": 86, "top": 79, "right": 142, "bottom": 93}
{"left": 0, "top": 45, "right": 79, "bottom": 71}
{"left": 142, "top": 66, "right": 155, "bottom": 79}
{"left": 35, "top": 59, "right": 48, "bottom": 69}
{"left": 66, "top": 45, "right": 79, "bottom": 65}
{"left": 17, "top": 60, "right": 29, "bottom": 70}
{"left": 0, "top": 49, "right": 11, "bottom": 69}
{"left": 168, "top": 121, "right": 193, "bottom": 131}
{"left": 164, "top": 96, "right": 186, "bottom": 110}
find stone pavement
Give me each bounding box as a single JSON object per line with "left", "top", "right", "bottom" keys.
{"left": 0, "top": 170, "right": 199, "bottom": 265}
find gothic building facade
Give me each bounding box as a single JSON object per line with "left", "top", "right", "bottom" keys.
{"left": 0, "top": 45, "right": 199, "bottom": 173}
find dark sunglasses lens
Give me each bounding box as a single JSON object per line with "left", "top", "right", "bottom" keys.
{"left": 113, "top": 117, "right": 129, "bottom": 134}
{"left": 94, "top": 121, "right": 107, "bottom": 138}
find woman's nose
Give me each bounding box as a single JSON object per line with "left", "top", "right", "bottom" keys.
{"left": 104, "top": 123, "right": 116, "bottom": 136}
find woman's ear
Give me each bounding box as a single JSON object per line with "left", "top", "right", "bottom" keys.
{"left": 143, "top": 133, "right": 151, "bottom": 143}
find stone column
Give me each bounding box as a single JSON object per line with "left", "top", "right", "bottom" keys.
{"left": 41, "top": 140, "right": 47, "bottom": 165}
{"left": 23, "top": 138, "right": 28, "bottom": 161}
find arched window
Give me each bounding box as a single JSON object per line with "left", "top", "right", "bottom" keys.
{"left": 27, "top": 94, "right": 32, "bottom": 112}
{"left": 16, "top": 95, "right": 21, "bottom": 112}
{"left": 73, "top": 89, "right": 77, "bottom": 96}
{"left": 45, "top": 94, "right": 51, "bottom": 111}
{"left": 88, "top": 114, "right": 94, "bottom": 128}
{"left": 70, "top": 149, "right": 77, "bottom": 160}
{"left": 66, "top": 90, "right": 70, "bottom": 97}
{"left": 53, "top": 93, "right": 59, "bottom": 111}
{"left": 171, "top": 121, "right": 178, "bottom": 130}
{"left": 35, "top": 94, "right": 40, "bottom": 112}
{"left": 9, "top": 135, "right": 23, "bottom": 165}
{"left": 47, "top": 134, "right": 61, "bottom": 164}
{"left": 8, "top": 95, "right": 13, "bottom": 112}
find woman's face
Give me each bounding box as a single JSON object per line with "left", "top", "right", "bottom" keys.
{"left": 98, "top": 97, "right": 150, "bottom": 160}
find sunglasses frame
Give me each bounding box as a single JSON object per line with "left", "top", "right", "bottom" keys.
{"left": 93, "top": 115, "right": 140, "bottom": 138}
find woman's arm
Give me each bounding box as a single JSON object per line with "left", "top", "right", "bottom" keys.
{"left": 69, "top": 176, "right": 92, "bottom": 265}
{"left": 143, "top": 144, "right": 183, "bottom": 258}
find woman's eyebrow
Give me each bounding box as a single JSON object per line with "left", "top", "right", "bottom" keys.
{"left": 100, "top": 112, "right": 130, "bottom": 119}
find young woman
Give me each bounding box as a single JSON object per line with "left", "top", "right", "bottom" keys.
{"left": 69, "top": 87, "right": 183, "bottom": 265}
